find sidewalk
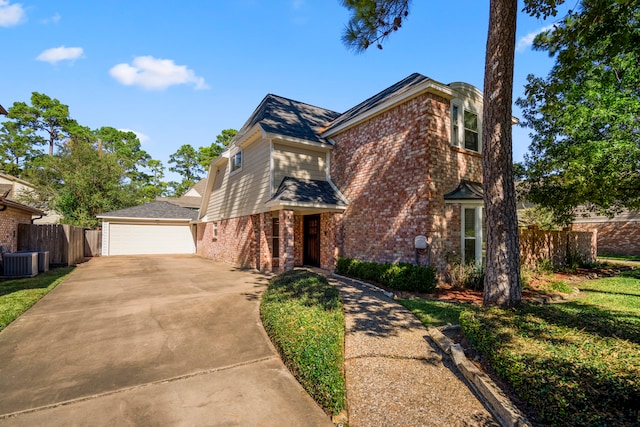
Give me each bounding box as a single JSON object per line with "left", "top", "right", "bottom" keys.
{"left": 326, "top": 274, "right": 499, "bottom": 427}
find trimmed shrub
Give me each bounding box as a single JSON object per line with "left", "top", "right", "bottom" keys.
{"left": 335, "top": 258, "right": 437, "bottom": 293}
{"left": 260, "top": 270, "right": 346, "bottom": 415}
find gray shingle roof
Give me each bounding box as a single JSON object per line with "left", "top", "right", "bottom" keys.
{"left": 324, "top": 73, "right": 430, "bottom": 133}
{"left": 191, "top": 178, "right": 207, "bottom": 196}
{"left": 97, "top": 201, "right": 198, "bottom": 220}
{"left": 270, "top": 177, "right": 346, "bottom": 206}
{"left": 235, "top": 94, "right": 340, "bottom": 144}
{"left": 444, "top": 180, "right": 484, "bottom": 201}
{"left": 156, "top": 196, "right": 202, "bottom": 209}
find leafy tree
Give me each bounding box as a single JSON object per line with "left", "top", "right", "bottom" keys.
{"left": 0, "top": 120, "right": 45, "bottom": 177}
{"left": 95, "top": 127, "right": 152, "bottom": 182}
{"left": 198, "top": 128, "right": 237, "bottom": 169}
{"left": 168, "top": 129, "right": 237, "bottom": 196}
{"left": 517, "top": 0, "right": 640, "bottom": 224}
{"left": 168, "top": 144, "right": 204, "bottom": 196}
{"left": 6, "top": 92, "right": 76, "bottom": 156}
{"left": 23, "top": 125, "right": 142, "bottom": 228}
{"left": 341, "top": 0, "right": 564, "bottom": 307}
{"left": 143, "top": 159, "right": 168, "bottom": 199}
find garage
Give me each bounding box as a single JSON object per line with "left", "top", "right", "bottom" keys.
{"left": 97, "top": 202, "right": 198, "bottom": 256}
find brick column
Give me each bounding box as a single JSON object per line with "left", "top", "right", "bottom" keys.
{"left": 279, "top": 209, "right": 295, "bottom": 272}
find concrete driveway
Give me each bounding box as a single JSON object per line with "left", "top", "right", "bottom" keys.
{"left": 0, "top": 256, "right": 332, "bottom": 426}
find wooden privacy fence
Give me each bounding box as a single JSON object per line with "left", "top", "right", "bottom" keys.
{"left": 17, "top": 224, "right": 89, "bottom": 266}
{"left": 519, "top": 227, "right": 597, "bottom": 269}
{"left": 84, "top": 229, "right": 102, "bottom": 257}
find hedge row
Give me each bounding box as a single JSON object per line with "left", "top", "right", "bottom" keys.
{"left": 335, "top": 257, "right": 437, "bottom": 293}
{"left": 260, "top": 270, "right": 346, "bottom": 415}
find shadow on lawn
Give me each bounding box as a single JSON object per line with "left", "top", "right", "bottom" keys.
{"left": 520, "top": 300, "right": 640, "bottom": 345}
{"left": 0, "top": 267, "right": 74, "bottom": 297}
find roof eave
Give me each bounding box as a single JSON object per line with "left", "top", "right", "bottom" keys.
{"left": 96, "top": 215, "right": 195, "bottom": 221}
{"left": 323, "top": 80, "right": 455, "bottom": 137}
{"left": 265, "top": 200, "right": 347, "bottom": 211}
{"left": 265, "top": 133, "right": 333, "bottom": 151}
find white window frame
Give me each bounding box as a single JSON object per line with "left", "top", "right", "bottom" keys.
{"left": 451, "top": 101, "right": 482, "bottom": 154}
{"left": 461, "top": 204, "right": 484, "bottom": 266}
{"left": 230, "top": 149, "right": 243, "bottom": 175}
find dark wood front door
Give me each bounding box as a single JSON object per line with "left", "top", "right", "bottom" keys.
{"left": 303, "top": 215, "right": 320, "bottom": 267}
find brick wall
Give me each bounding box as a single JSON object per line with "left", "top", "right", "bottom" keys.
{"left": 330, "top": 92, "right": 482, "bottom": 276}
{"left": 572, "top": 221, "right": 640, "bottom": 256}
{"left": 0, "top": 208, "right": 33, "bottom": 252}
{"left": 196, "top": 216, "right": 257, "bottom": 269}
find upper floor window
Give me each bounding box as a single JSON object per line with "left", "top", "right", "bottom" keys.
{"left": 451, "top": 103, "right": 481, "bottom": 153}
{"left": 464, "top": 111, "right": 479, "bottom": 151}
{"left": 231, "top": 150, "right": 242, "bottom": 173}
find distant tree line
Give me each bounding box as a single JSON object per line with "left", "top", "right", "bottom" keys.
{"left": 0, "top": 92, "right": 236, "bottom": 227}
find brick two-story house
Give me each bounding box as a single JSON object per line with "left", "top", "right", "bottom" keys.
{"left": 197, "top": 73, "right": 485, "bottom": 276}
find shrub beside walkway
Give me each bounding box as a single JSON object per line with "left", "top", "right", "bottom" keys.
{"left": 327, "top": 274, "right": 498, "bottom": 427}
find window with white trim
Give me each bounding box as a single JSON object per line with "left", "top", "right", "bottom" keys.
{"left": 451, "top": 103, "right": 481, "bottom": 153}
{"left": 230, "top": 150, "right": 242, "bottom": 173}
{"left": 463, "top": 110, "right": 479, "bottom": 151}
{"left": 462, "top": 205, "right": 484, "bottom": 265}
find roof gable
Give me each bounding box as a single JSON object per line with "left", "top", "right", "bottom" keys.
{"left": 323, "top": 73, "right": 455, "bottom": 136}
{"left": 235, "top": 94, "right": 340, "bottom": 145}
{"left": 269, "top": 177, "right": 346, "bottom": 206}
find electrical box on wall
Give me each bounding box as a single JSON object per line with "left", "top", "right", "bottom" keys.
{"left": 414, "top": 235, "right": 428, "bottom": 250}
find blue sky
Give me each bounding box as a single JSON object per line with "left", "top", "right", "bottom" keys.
{"left": 1, "top": 1, "right": 564, "bottom": 181}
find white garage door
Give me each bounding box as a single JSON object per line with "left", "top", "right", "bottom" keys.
{"left": 108, "top": 223, "right": 195, "bottom": 255}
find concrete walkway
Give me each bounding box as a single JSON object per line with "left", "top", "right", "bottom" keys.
{"left": 0, "top": 256, "right": 332, "bottom": 426}
{"left": 328, "top": 274, "right": 499, "bottom": 427}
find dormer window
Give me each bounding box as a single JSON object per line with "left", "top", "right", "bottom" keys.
{"left": 451, "top": 102, "right": 481, "bottom": 153}
{"left": 231, "top": 149, "right": 242, "bottom": 173}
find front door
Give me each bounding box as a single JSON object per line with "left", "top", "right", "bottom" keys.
{"left": 303, "top": 215, "right": 321, "bottom": 267}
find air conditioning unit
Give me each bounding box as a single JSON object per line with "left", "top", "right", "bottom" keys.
{"left": 37, "top": 251, "right": 49, "bottom": 272}
{"left": 3, "top": 252, "right": 39, "bottom": 277}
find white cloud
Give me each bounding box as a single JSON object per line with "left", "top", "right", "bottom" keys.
{"left": 0, "top": 0, "right": 26, "bottom": 27}
{"left": 42, "top": 13, "right": 61, "bottom": 24}
{"left": 36, "top": 46, "right": 83, "bottom": 64}
{"left": 119, "top": 129, "right": 150, "bottom": 144}
{"left": 291, "top": 0, "right": 304, "bottom": 10}
{"left": 516, "top": 24, "right": 556, "bottom": 53}
{"left": 109, "top": 56, "right": 209, "bottom": 91}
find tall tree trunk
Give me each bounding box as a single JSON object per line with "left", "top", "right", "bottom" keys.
{"left": 482, "top": 0, "right": 521, "bottom": 306}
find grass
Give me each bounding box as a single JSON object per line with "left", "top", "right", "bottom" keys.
{"left": 402, "top": 268, "right": 640, "bottom": 426}
{"left": 259, "top": 270, "right": 346, "bottom": 416}
{"left": 399, "top": 298, "right": 468, "bottom": 327}
{"left": 0, "top": 267, "right": 75, "bottom": 332}
{"left": 598, "top": 255, "right": 640, "bottom": 262}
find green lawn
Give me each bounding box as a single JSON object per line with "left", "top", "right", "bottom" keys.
{"left": 401, "top": 269, "right": 640, "bottom": 427}
{"left": 598, "top": 255, "right": 640, "bottom": 263}
{"left": 0, "top": 267, "right": 75, "bottom": 332}
{"left": 260, "top": 270, "right": 346, "bottom": 416}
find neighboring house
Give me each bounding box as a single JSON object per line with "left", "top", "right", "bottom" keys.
{"left": 156, "top": 178, "right": 206, "bottom": 209}
{"left": 0, "top": 196, "right": 44, "bottom": 253}
{"left": 0, "top": 104, "right": 7, "bottom": 115}
{"left": 572, "top": 210, "right": 640, "bottom": 256}
{"left": 0, "top": 173, "right": 60, "bottom": 224}
{"left": 197, "top": 73, "right": 486, "bottom": 276}
{"left": 97, "top": 202, "right": 198, "bottom": 256}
